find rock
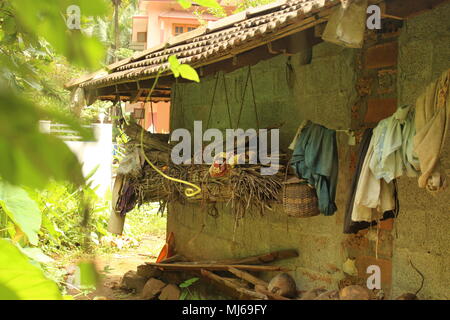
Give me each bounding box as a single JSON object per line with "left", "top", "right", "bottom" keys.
{"left": 300, "top": 287, "right": 327, "bottom": 300}
{"left": 159, "top": 284, "right": 181, "bottom": 300}
{"left": 160, "top": 271, "right": 185, "bottom": 285}
{"left": 137, "top": 265, "right": 162, "bottom": 279}
{"left": 339, "top": 285, "right": 371, "bottom": 300}
{"left": 142, "top": 278, "right": 167, "bottom": 300}
{"left": 268, "top": 273, "right": 297, "bottom": 298}
{"left": 120, "top": 270, "right": 147, "bottom": 293}
{"left": 314, "top": 290, "right": 340, "bottom": 300}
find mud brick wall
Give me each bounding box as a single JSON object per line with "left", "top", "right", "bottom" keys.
{"left": 169, "top": 41, "right": 358, "bottom": 292}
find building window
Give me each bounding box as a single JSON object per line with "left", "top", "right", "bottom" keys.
{"left": 137, "top": 32, "right": 147, "bottom": 42}
{"left": 173, "top": 24, "right": 197, "bottom": 36}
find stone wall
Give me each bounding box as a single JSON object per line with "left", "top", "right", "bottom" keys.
{"left": 392, "top": 2, "right": 450, "bottom": 300}
{"left": 169, "top": 40, "right": 358, "bottom": 292}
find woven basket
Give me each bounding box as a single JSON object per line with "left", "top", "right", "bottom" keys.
{"left": 283, "top": 177, "right": 319, "bottom": 218}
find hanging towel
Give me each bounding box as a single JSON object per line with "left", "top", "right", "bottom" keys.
{"left": 414, "top": 69, "right": 450, "bottom": 192}
{"left": 344, "top": 128, "right": 396, "bottom": 234}
{"left": 291, "top": 122, "right": 339, "bottom": 216}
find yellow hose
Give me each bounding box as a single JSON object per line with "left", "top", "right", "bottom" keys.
{"left": 139, "top": 127, "right": 201, "bottom": 197}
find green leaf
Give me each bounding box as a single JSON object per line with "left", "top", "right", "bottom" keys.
{"left": 178, "top": 64, "right": 200, "bottom": 83}
{"left": 0, "top": 90, "right": 85, "bottom": 189}
{"left": 0, "top": 181, "right": 41, "bottom": 245}
{"left": 0, "top": 239, "right": 62, "bottom": 300}
{"left": 179, "top": 277, "right": 199, "bottom": 288}
{"left": 195, "top": 0, "right": 222, "bottom": 9}
{"left": 180, "top": 290, "right": 188, "bottom": 300}
{"left": 20, "top": 247, "right": 54, "bottom": 264}
{"left": 168, "top": 55, "right": 181, "bottom": 77}
{"left": 11, "top": 0, "right": 107, "bottom": 70}
{"left": 76, "top": 261, "right": 98, "bottom": 290}
{"left": 177, "top": 0, "right": 192, "bottom": 9}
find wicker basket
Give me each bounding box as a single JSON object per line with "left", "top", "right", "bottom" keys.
{"left": 283, "top": 177, "right": 319, "bottom": 218}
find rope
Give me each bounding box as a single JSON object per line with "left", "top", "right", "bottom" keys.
{"left": 248, "top": 67, "right": 260, "bottom": 130}
{"left": 236, "top": 66, "right": 260, "bottom": 129}
{"left": 206, "top": 73, "right": 220, "bottom": 130}
{"left": 222, "top": 73, "right": 233, "bottom": 129}
{"left": 236, "top": 67, "right": 251, "bottom": 128}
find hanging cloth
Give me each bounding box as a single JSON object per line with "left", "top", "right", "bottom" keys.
{"left": 344, "top": 128, "right": 396, "bottom": 233}
{"left": 291, "top": 121, "right": 339, "bottom": 216}
{"left": 413, "top": 69, "right": 450, "bottom": 192}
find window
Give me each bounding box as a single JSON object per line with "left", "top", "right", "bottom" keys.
{"left": 173, "top": 24, "right": 198, "bottom": 36}
{"left": 136, "top": 32, "right": 147, "bottom": 43}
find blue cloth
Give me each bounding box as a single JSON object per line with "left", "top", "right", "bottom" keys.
{"left": 291, "top": 122, "right": 339, "bottom": 216}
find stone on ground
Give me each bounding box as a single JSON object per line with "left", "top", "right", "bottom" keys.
{"left": 120, "top": 270, "right": 147, "bottom": 293}
{"left": 158, "top": 284, "right": 181, "bottom": 300}
{"left": 142, "top": 278, "right": 167, "bottom": 300}
{"left": 137, "top": 264, "right": 162, "bottom": 279}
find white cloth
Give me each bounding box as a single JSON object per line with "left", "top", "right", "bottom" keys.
{"left": 351, "top": 136, "right": 396, "bottom": 222}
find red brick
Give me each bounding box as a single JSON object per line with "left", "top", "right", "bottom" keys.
{"left": 364, "top": 98, "right": 397, "bottom": 124}
{"left": 355, "top": 256, "right": 392, "bottom": 287}
{"left": 379, "top": 218, "right": 394, "bottom": 231}
{"left": 365, "top": 42, "right": 398, "bottom": 69}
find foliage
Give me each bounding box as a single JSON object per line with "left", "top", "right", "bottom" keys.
{"left": 188, "top": 0, "right": 277, "bottom": 19}
{"left": 84, "top": 0, "right": 139, "bottom": 64}
{"left": 0, "top": 239, "right": 62, "bottom": 300}
{"left": 168, "top": 55, "right": 200, "bottom": 83}
{"left": 179, "top": 277, "right": 201, "bottom": 300}
{"left": 29, "top": 181, "right": 110, "bottom": 257}
{"left": 0, "top": 180, "right": 41, "bottom": 245}
{"left": 124, "top": 203, "right": 166, "bottom": 240}
{"left": 0, "top": 0, "right": 106, "bottom": 189}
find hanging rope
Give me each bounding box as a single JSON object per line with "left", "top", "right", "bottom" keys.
{"left": 248, "top": 67, "right": 260, "bottom": 130}
{"left": 236, "top": 66, "right": 260, "bottom": 129}
{"left": 222, "top": 73, "right": 233, "bottom": 129}
{"left": 206, "top": 73, "right": 220, "bottom": 130}
{"left": 205, "top": 72, "right": 233, "bottom": 130}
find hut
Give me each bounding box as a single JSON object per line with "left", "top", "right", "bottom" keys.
{"left": 67, "top": 0, "right": 450, "bottom": 299}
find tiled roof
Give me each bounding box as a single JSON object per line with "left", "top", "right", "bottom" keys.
{"left": 67, "top": 0, "right": 340, "bottom": 90}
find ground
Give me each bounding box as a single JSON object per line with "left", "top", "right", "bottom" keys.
{"left": 63, "top": 204, "right": 167, "bottom": 300}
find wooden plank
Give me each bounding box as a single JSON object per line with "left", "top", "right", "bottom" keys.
{"left": 200, "top": 269, "right": 268, "bottom": 300}
{"left": 228, "top": 267, "right": 269, "bottom": 287}
{"left": 146, "top": 262, "right": 290, "bottom": 272}
{"left": 172, "top": 249, "right": 299, "bottom": 266}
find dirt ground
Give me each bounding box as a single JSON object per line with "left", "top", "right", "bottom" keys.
{"left": 68, "top": 234, "right": 165, "bottom": 300}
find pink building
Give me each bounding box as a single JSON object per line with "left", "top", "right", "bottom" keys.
{"left": 128, "top": 1, "right": 235, "bottom": 133}
{"left": 130, "top": 0, "right": 234, "bottom": 51}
